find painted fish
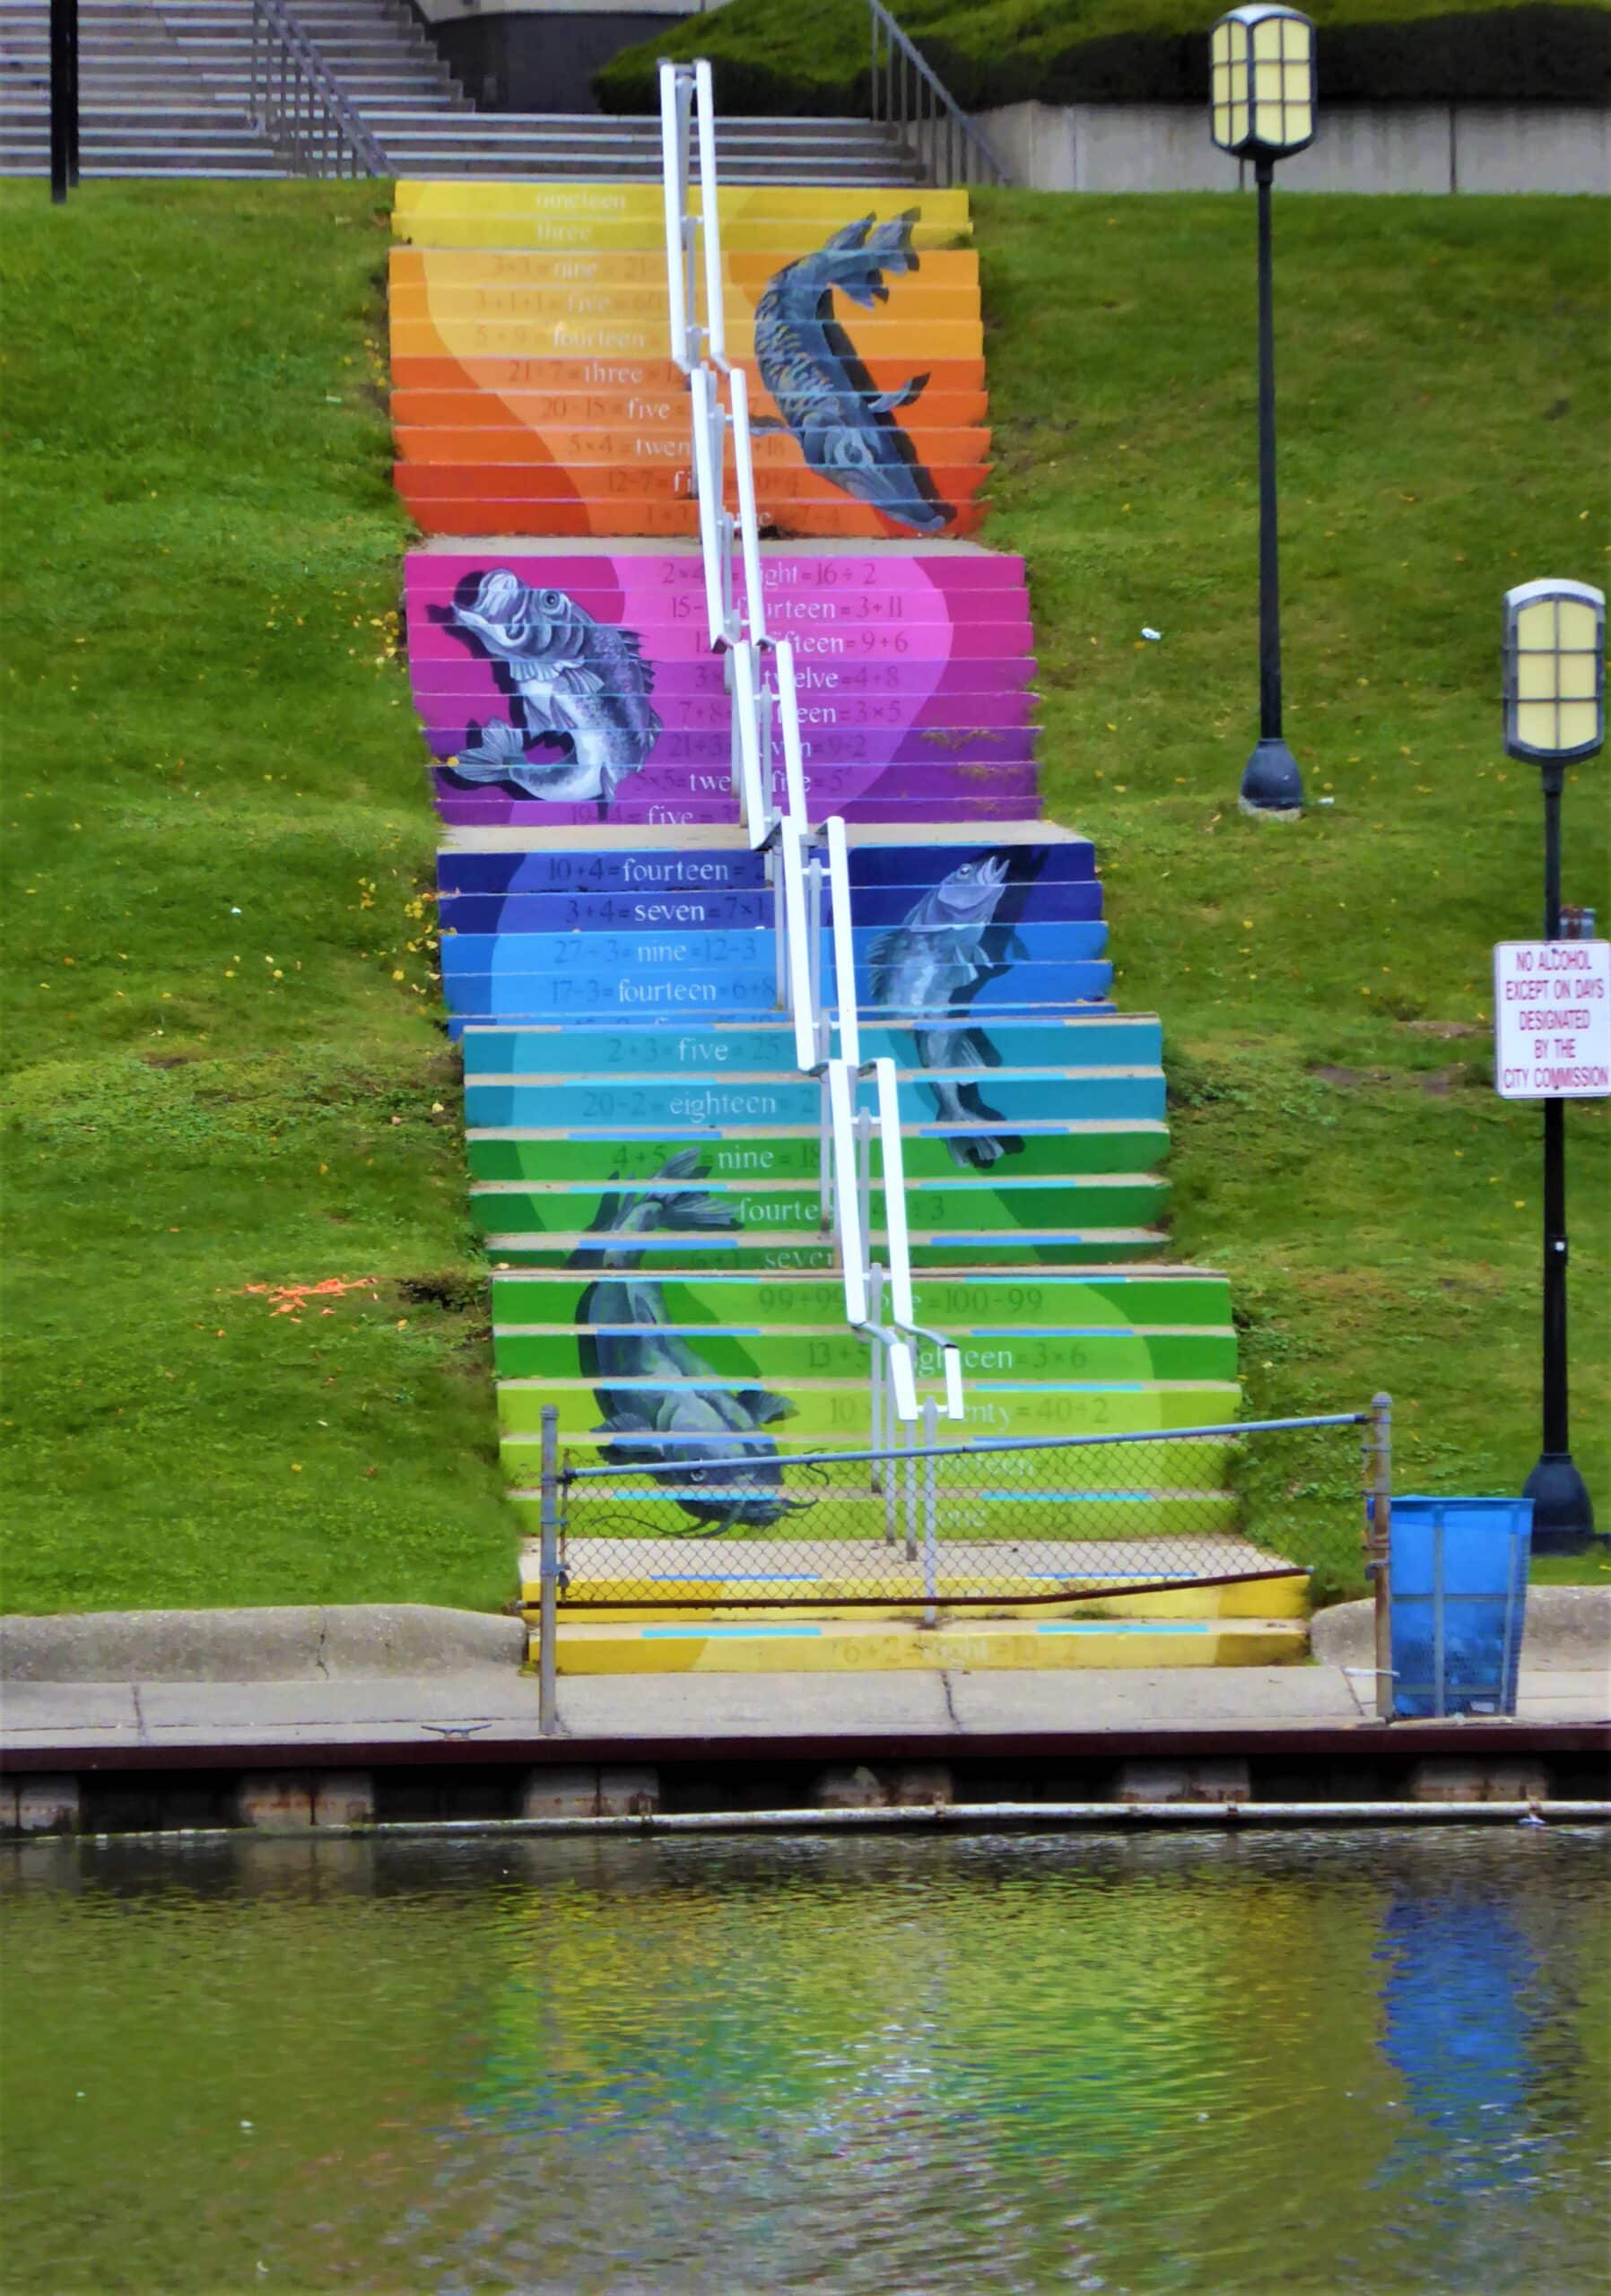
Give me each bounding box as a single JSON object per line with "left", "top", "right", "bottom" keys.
{"left": 575, "top": 1150, "right": 806, "bottom": 1532}
{"left": 866, "top": 854, "right": 1021, "bottom": 1169}
{"left": 753, "top": 213, "right": 954, "bottom": 532}
{"left": 445, "top": 569, "right": 662, "bottom": 807}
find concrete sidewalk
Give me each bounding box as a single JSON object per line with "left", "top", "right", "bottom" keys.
{"left": 3, "top": 1662, "right": 1606, "bottom": 1762}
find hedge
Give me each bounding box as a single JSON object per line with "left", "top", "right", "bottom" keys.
{"left": 594, "top": 0, "right": 1610, "bottom": 116}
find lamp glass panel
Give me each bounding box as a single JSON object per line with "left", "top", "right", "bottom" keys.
{"left": 1229, "top": 100, "right": 1249, "bottom": 146}
{"left": 1516, "top": 650, "right": 1558, "bottom": 700}
{"left": 1514, "top": 699, "right": 1559, "bottom": 750}
{"left": 1284, "top": 99, "right": 1313, "bottom": 142}
{"left": 1252, "top": 15, "right": 1284, "bottom": 59}
{"left": 1512, "top": 597, "right": 1560, "bottom": 659}
{"left": 1555, "top": 700, "right": 1601, "bottom": 749}
{"left": 1555, "top": 596, "right": 1600, "bottom": 652}
{"left": 1558, "top": 653, "right": 1598, "bottom": 700}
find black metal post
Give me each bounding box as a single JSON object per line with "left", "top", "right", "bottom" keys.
{"left": 49, "top": 0, "right": 78, "bottom": 203}
{"left": 1241, "top": 155, "right": 1303, "bottom": 816}
{"left": 1524, "top": 761, "right": 1594, "bottom": 1552}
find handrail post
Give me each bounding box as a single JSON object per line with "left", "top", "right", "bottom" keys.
{"left": 1368, "top": 1392, "right": 1393, "bottom": 1722}
{"left": 538, "top": 1404, "right": 561, "bottom": 1735}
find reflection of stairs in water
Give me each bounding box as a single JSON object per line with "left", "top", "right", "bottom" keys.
{"left": 389, "top": 175, "right": 1297, "bottom": 1670}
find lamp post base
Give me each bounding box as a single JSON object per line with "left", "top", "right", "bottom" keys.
{"left": 1522, "top": 1451, "right": 1598, "bottom": 1555}
{"left": 1239, "top": 735, "right": 1303, "bottom": 817}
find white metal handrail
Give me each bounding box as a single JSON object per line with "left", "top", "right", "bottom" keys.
{"left": 660, "top": 56, "right": 962, "bottom": 1431}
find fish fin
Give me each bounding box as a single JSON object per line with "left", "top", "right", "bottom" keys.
{"left": 738, "top": 1388, "right": 796, "bottom": 1426}
{"left": 867, "top": 373, "right": 928, "bottom": 414}
{"left": 657, "top": 1148, "right": 707, "bottom": 1183}
{"left": 551, "top": 664, "right": 605, "bottom": 696}
{"left": 1005, "top": 930, "right": 1033, "bottom": 961}
{"left": 748, "top": 417, "right": 790, "bottom": 438}
{"left": 866, "top": 928, "right": 902, "bottom": 972}
{"left": 597, "top": 1411, "right": 652, "bottom": 1436}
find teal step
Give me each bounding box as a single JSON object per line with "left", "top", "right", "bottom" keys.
{"left": 466, "top": 1124, "right": 1170, "bottom": 1182}
{"left": 464, "top": 1071, "right": 1165, "bottom": 1130}
{"left": 469, "top": 1172, "right": 1170, "bottom": 1237}
{"left": 461, "top": 1014, "right": 1165, "bottom": 1074}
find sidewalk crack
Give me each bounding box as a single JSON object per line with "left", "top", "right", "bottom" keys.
{"left": 130, "top": 1683, "right": 148, "bottom": 1745}
{"left": 939, "top": 1670, "right": 962, "bottom": 1730}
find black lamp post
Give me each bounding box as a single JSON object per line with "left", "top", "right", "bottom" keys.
{"left": 1209, "top": 5, "right": 1316, "bottom": 818}
{"left": 1502, "top": 577, "right": 1605, "bottom": 1552}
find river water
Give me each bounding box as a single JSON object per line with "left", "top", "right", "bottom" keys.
{"left": 2, "top": 1827, "right": 1606, "bottom": 2294}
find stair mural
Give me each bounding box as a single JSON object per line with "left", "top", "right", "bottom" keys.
{"left": 388, "top": 176, "right": 1281, "bottom": 1672}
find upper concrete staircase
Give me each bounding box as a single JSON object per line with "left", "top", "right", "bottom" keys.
{"left": 0, "top": 0, "right": 920, "bottom": 180}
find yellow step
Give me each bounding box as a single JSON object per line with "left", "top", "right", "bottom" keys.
{"left": 536, "top": 1617, "right": 1309, "bottom": 1674}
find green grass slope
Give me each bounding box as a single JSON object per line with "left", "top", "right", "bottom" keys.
{"left": 0, "top": 183, "right": 514, "bottom": 1616}
{"left": 596, "top": 0, "right": 1610, "bottom": 115}
{"left": 973, "top": 189, "right": 1608, "bottom": 1575}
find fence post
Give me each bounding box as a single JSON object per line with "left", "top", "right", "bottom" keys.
{"left": 1368, "top": 1392, "right": 1393, "bottom": 1721}
{"left": 921, "top": 1396, "right": 938, "bottom": 1625}
{"left": 538, "top": 1403, "right": 561, "bottom": 1735}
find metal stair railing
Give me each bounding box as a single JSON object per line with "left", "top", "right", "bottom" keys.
{"left": 248, "top": 0, "right": 388, "bottom": 177}
{"left": 862, "top": 0, "right": 1012, "bottom": 188}
{"left": 659, "top": 57, "right": 964, "bottom": 1441}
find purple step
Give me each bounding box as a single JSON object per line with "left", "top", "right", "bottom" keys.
{"left": 434, "top": 793, "right": 1039, "bottom": 827}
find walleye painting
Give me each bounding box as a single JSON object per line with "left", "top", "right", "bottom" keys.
{"left": 574, "top": 1151, "right": 807, "bottom": 1533}
{"left": 868, "top": 854, "right": 1023, "bottom": 1170}
{"left": 440, "top": 568, "right": 662, "bottom": 807}
{"left": 753, "top": 212, "right": 954, "bottom": 533}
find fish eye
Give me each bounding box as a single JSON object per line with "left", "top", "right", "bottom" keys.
{"left": 539, "top": 590, "right": 564, "bottom": 611}
{"left": 687, "top": 1468, "right": 706, "bottom": 1483}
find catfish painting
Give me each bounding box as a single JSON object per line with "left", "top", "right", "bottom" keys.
{"left": 867, "top": 854, "right": 1023, "bottom": 1170}
{"left": 753, "top": 212, "right": 954, "bottom": 533}
{"left": 440, "top": 569, "right": 662, "bottom": 808}
{"left": 573, "top": 1151, "right": 810, "bottom": 1533}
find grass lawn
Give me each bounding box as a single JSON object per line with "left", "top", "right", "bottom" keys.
{"left": 0, "top": 183, "right": 1605, "bottom": 1616}
{"left": 0, "top": 181, "right": 514, "bottom": 1616}
{"left": 974, "top": 188, "right": 1609, "bottom": 1585}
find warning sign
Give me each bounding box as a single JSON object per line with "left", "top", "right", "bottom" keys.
{"left": 1493, "top": 941, "right": 1611, "bottom": 1100}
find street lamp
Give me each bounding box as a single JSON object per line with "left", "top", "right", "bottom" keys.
{"left": 1502, "top": 578, "right": 1605, "bottom": 1552}
{"left": 1210, "top": 4, "right": 1316, "bottom": 817}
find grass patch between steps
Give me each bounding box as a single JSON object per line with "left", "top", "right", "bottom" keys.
{"left": 975, "top": 189, "right": 1609, "bottom": 1583}
{"left": 0, "top": 181, "right": 515, "bottom": 1615}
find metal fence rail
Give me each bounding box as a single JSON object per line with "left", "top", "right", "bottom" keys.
{"left": 540, "top": 1406, "right": 1380, "bottom": 1622}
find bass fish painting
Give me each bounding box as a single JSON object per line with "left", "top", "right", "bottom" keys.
{"left": 868, "top": 854, "right": 1023, "bottom": 1170}
{"left": 440, "top": 568, "right": 662, "bottom": 807}
{"left": 574, "top": 1151, "right": 809, "bottom": 1534}
{"left": 753, "top": 212, "right": 954, "bottom": 533}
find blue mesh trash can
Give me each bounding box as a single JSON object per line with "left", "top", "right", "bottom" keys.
{"left": 1389, "top": 1497, "right": 1533, "bottom": 1719}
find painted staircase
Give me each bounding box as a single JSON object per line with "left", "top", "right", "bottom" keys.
{"left": 388, "top": 174, "right": 1302, "bottom": 1672}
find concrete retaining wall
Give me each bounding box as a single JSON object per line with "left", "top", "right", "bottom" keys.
{"left": 975, "top": 101, "right": 1610, "bottom": 195}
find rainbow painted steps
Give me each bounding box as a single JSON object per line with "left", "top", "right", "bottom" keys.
{"left": 390, "top": 183, "right": 988, "bottom": 540}
{"left": 409, "top": 547, "right": 1038, "bottom": 829}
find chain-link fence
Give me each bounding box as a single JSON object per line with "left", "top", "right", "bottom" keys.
{"left": 534, "top": 1406, "right": 1384, "bottom": 1622}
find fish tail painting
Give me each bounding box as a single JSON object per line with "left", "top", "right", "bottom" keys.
{"left": 573, "top": 1150, "right": 807, "bottom": 1533}
{"left": 753, "top": 212, "right": 953, "bottom": 534}
{"left": 441, "top": 567, "right": 662, "bottom": 808}
{"left": 866, "top": 854, "right": 1023, "bottom": 1170}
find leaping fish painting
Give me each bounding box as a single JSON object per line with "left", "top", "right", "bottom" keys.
{"left": 868, "top": 855, "right": 1024, "bottom": 1170}
{"left": 439, "top": 569, "right": 662, "bottom": 808}
{"left": 574, "top": 1151, "right": 809, "bottom": 1533}
{"left": 753, "top": 212, "right": 954, "bottom": 533}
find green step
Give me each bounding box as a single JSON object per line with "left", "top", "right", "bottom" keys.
{"left": 490, "top": 1269, "right": 1236, "bottom": 1329}
{"left": 492, "top": 1325, "right": 1238, "bottom": 1384}
{"left": 466, "top": 1123, "right": 1170, "bottom": 1183}
{"left": 469, "top": 1173, "right": 1170, "bottom": 1237}
{"left": 498, "top": 1380, "right": 1241, "bottom": 1444}
{"left": 484, "top": 1231, "right": 1169, "bottom": 1269}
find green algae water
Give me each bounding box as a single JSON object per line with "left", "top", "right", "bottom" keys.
{"left": 2, "top": 1828, "right": 1606, "bottom": 2294}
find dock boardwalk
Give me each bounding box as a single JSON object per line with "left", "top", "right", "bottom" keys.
{"left": 386, "top": 165, "right": 1276, "bottom": 1672}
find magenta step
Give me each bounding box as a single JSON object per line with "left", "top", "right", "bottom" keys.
{"left": 411, "top": 685, "right": 1038, "bottom": 731}
{"left": 435, "top": 761, "right": 1040, "bottom": 814}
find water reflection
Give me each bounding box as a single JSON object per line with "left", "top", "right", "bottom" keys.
{"left": 1, "top": 1829, "right": 1606, "bottom": 2294}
